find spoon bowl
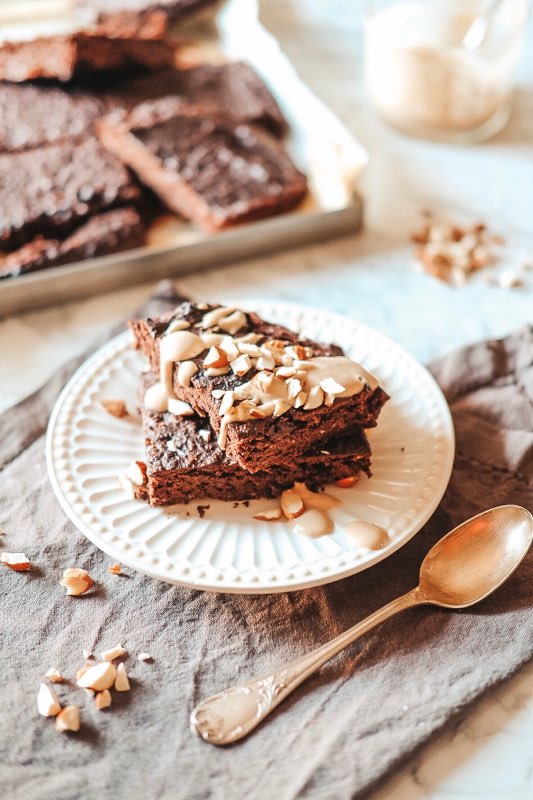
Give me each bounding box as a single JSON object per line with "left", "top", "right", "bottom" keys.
{"left": 419, "top": 505, "right": 533, "bottom": 608}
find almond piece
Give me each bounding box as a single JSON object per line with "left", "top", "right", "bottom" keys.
{"left": 286, "top": 378, "right": 302, "bottom": 399}
{"left": 198, "top": 429, "right": 212, "bottom": 443}
{"left": 164, "top": 319, "right": 190, "bottom": 334}
{"left": 218, "top": 310, "right": 247, "bottom": 334}
{"left": 219, "top": 335, "right": 240, "bottom": 362}
{"left": 59, "top": 567, "right": 94, "bottom": 596}
{"left": 319, "top": 377, "right": 346, "bottom": 395}
{"left": 45, "top": 668, "right": 64, "bottom": 684}
{"left": 205, "top": 366, "right": 230, "bottom": 377}
{"left": 115, "top": 662, "right": 131, "bottom": 692}
{"left": 201, "top": 332, "right": 224, "bottom": 347}
{"left": 167, "top": 398, "right": 194, "bottom": 416}
{"left": 253, "top": 509, "right": 283, "bottom": 522}
{"left": 101, "top": 399, "right": 127, "bottom": 418}
{"left": 107, "top": 563, "right": 123, "bottom": 575}
{"left": 95, "top": 689, "right": 112, "bottom": 710}
{"left": 273, "top": 400, "right": 292, "bottom": 417}
{"left": 37, "top": 683, "right": 61, "bottom": 717}
{"left": 82, "top": 649, "right": 93, "bottom": 659}
{"left": 1, "top": 552, "right": 31, "bottom": 571}
{"left": 336, "top": 476, "right": 359, "bottom": 489}
{"left": 177, "top": 360, "right": 198, "bottom": 387}
{"left": 280, "top": 489, "right": 305, "bottom": 520}
{"left": 124, "top": 460, "right": 147, "bottom": 486}
{"left": 256, "top": 354, "right": 275, "bottom": 371}
{"left": 137, "top": 652, "right": 153, "bottom": 662}
{"left": 77, "top": 662, "right": 116, "bottom": 691}
{"left": 237, "top": 341, "right": 261, "bottom": 356}
{"left": 218, "top": 391, "right": 235, "bottom": 416}
{"left": 292, "top": 482, "right": 340, "bottom": 511}
{"left": 76, "top": 665, "right": 91, "bottom": 681}
{"left": 55, "top": 706, "right": 80, "bottom": 733}
{"left": 293, "top": 391, "right": 307, "bottom": 409}
{"left": 203, "top": 345, "right": 229, "bottom": 369}
{"left": 262, "top": 339, "right": 287, "bottom": 353}
{"left": 230, "top": 354, "right": 252, "bottom": 377}
{"left": 303, "top": 385, "right": 324, "bottom": 410}
{"left": 100, "top": 646, "right": 127, "bottom": 662}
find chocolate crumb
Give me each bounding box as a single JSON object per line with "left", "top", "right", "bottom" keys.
{"left": 197, "top": 504, "right": 210, "bottom": 518}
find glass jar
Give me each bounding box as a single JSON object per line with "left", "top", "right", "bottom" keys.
{"left": 364, "top": 0, "right": 529, "bottom": 143}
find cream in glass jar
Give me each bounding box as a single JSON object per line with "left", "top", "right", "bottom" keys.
{"left": 364, "top": 0, "right": 529, "bottom": 143}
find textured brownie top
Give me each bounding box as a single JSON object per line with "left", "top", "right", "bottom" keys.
{"left": 0, "top": 207, "right": 144, "bottom": 279}
{"left": 0, "top": 137, "right": 139, "bottom": 249}
{"left": 0, "top": 82, "right": 104, "bottom": 153}
{"left": 111, "top": 62, "right": 287, "bottom": 137}
{"left": 99, "top": 103, "right": 306, "bottom": 229}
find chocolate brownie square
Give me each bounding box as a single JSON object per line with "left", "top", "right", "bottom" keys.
{"left": 0, "top": 207, "right": 145, "bottom": 279}
{"left": 0, "top": 137, "right": 139, "bottom": 250}
{"left": 130, "top": 301, "right": 389, "bottom": 473}
{"left": 137, "top": 372, "right": 372, "bottom": 506}
{"left": 84, "top": 0, "right": 221, "bottom": 39}
{"left": 0, "top": 33, "right": 179, "bottom": 83}
{"left": 98, "top": 102, "right": 306, "bottom": 231}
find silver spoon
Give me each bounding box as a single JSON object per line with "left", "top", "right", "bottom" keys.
{"left": 190, "top": 505, "right": 533, "bottom": 745}
{"left": 462, "top": 0, "right": 504, "bottom": 50}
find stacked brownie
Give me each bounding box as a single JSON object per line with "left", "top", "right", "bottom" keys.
{"left": 127, "top": 300, "right": 388, "bottom": 506}
{"left": 0, "top": 1, "right": 307, "bottom": 280}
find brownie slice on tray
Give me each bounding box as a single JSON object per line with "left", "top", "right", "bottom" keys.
{"left": 0, "top": 207, "right": 145, "bottom": 279}
{"left": 130, "top": 301, "right": 389, "bottom": 473}
{"left": 82, "top": 0, "right": 221, "bottom": 39}
{"left": 97, "top": 101, "right": 306, "bottom": 231}
{"left": 0, "top": 33, "right": 179, "bottom": 83}
{"left": 111, "top": 62, "right": 288, "bottom": 137}
{"left": 0, "top": 137, "right": 139, "bottom": 250}
{"left": 134, "top": 372, "right": 372, "bottom": 506}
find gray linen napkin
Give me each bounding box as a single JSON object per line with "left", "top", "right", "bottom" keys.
{"left": 0, "top": 285, "right": 532, "bottom": 800}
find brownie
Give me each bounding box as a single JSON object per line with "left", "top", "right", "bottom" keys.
{"left": 138, "top": 373, "right": 372, "bottom": 506}
{"left": 98, "top": 103, "right": 307, "bottom": 231}
{"left": 0, "top": 82, "right": 105, "bottom": 153}
{"left": 0, "top": 137, "right": 139, "bottom": 250}
{"left": 130, "top": 301, "right": 389, "bottom": 473}
{"left": 0, "top": 33, "right": 179, "bottom": 83}
{"left": 85, "top": 0, "right": 221, "bottom": 39}
{"left": 110, "top": 62, "right": 288, "bottom": 137}
{"left": 0, "top": 207, "right": 145, "bottom": 280}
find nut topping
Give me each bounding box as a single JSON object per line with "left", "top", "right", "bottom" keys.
{"left": 280, "top": 489, "right": 305, "bottom": 520}
{"left": 45, "top": 668, "right": 64, "bottom": 684}
{"left": 230, "top": 353, "right": 252, "bottom": 377}
{"left": 115, "top": 662, "right": 131, "bottom": 692}
{"left": 100, "top": 646, "right": 127, "bottom": 662}
{"left": 59, "top": 567, "right": 94, "bottom": 596}
{"left": 37, "top": 683, "right": 61, "bottom": 717}
{"left": 101, "top": 399, "right": 128, "bottom": 418}
{"left": 1, "top": 552, "right": 31, "bottom": 571}
{"left": 253, "top": 509, "right": 283, "bottom": 521}
{"left": 203, "top": 345, "right": 229, "bottom": 369}
{"left": 77, "top": 662, "right": 116, "bottom": 691}
{"left": 124, "top": 460, "right": 147, "bottom": 486}
{"left": 177, "top": 360, "right": 198, "bottom": 387}
{"left": 55, "top": 706, "right": 80, "bottom": 733}
{"left": 303, "top": 385, "right": 324, "bottom": 410}
{"left": 336, "top": 476, "right": 359, "bottom": 488}
{"left": 95, "top": 689, "right": 112, "bottom": 710}
{"left": 107, "top": 563, "right": 123, "bottom": 575}
{"left": 167, "top": 398, "right": 194, "bottom": 416}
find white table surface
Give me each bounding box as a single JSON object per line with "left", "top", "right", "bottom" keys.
{"left": 1, "top": 2, "right": 533, "bottom": 797}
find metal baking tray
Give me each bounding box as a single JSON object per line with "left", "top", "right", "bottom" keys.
{"left": 0, "top": 0, "right": 367, "bottom": 317}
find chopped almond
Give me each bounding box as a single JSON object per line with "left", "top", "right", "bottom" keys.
{"left": 336, "top": 476, "right": 359, "bottom": 488}
{"left": 137, "top": 652, "right": 153, "bottom": 663}
{"left": 100, "top": 646, "right": 127, "bottom": 662}
{"left": 253, "top": 509, "right": 283, "bottom": 522}
{"left": 280, "top": 489, "right": 305, "bottom": 520}
{"left": 115, "top": 662, "right": 131, "bottom": 692}
{"left": 101, "top": 399, "right": 127, "bottom": 418}
{"left": 107, "top": 563, "right": 123, "bottom": 576}
{"left": 77, "top": 662, "right": 116, "bottom": 691}
{"left": 167, "top": 398, "right": 194, "bottom": 416}
{"left": 1, "top": 552, "right": 31, "bottom": 571}
{"left": 59, "top": 567, "right": 94, "bottom": 596}
{"left": 55, "top": 706, "right": 80, "bottom": 732}
{"left": 203, "top": 345, "right": 229, "bottom": 369}
{"left": 37, "top": 683, "right": 61, "bottom": 717}
{"left": 45, "top": 668, "right": 64, "bottom": 684}
{"left": 95, "top": 689, "right": 112, "bottom": 710}
{"left": 124, "top": 460, "right": 147, "bottom": 486}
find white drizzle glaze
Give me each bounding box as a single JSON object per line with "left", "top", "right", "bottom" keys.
{"left": 345, "top": 521, "right": 389, "bottom": 550}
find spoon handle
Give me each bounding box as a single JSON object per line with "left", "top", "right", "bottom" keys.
{"left": 190, "top": 586, "right": 423, "bottom": 745}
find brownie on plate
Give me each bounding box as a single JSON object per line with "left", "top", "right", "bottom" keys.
{"left": 136, "top": 372, "right": 372, "bottom": 506}
{"left": 130, "top": 301, "right": 389, "bottom": 473}
{"left": 0, "top": 207, "right": 145, "bottom": 280}
{"left": 98, "top": 102, "right": 307, "bottom": 231}
{"left": 0, "top": 33, "right": 179, "bottom": 83}
{"left": 0, "top": 137, "right": 139, "bottom": 250}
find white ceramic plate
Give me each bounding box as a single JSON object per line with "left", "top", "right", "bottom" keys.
{"left": 46, "top": 301, "right": 454, "bottom": 594}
